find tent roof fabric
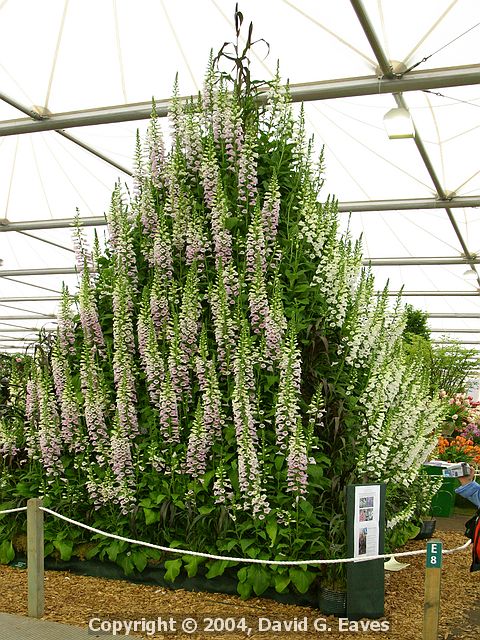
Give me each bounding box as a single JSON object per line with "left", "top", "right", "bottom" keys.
{"left": 1, "top": 0, "right": 480, "bottom": 352}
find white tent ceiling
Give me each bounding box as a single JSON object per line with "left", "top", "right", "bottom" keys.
{"left": 1, "top": 0, "right": 480, "bottom": 352}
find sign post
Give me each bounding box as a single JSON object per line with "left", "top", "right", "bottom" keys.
{"left": 27, "top": 498, "right": 44, "bottom": 618}
{"left": 423, "top": 539, "right": 443, "bottom": 640}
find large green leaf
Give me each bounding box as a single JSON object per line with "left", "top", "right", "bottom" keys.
{"left": 164, "top": 558, "right": 182, "bottom": 583}
{"left": 289, "top": 568, "right": 316, "bottom": 594}
{"left": 106, "top": 540, "right": 127, "bottom": 562}
{"left": 249, "top": 565, "right": 270, "bottom": 596}
{"left": 53, "top": 540, "right": 73, "bottom": 561}
{"left": 274, "top": 574, "right": 291, "bottom": 593}
{"left": 0, "top": 540, "right": 15, "bottom": 564}
{"left": 143, "top": 508, "right": 159, "bottom": 525}
{"left": 206, "top": 559, "right": 229, "bottom": 579}
{"left": 84, "top": 544, "right": 100, "bottom": 560}
{"left": 237, "top": 580, "right": 252, "bottom": 600}
{"left": 182, "top": 555, "right": 203, "bottom": 578}
{"left": 237, "top": 567, "right": 248, "bottom": 583}
{"left": 131, "top": 549, "right": 148, "bottom": 573}
{"left": 266, "top": 521, "right": 277, "bottom": 544}
{"left": 198, "top": 505, "right": 215, "bottom": 515}
{"left": 117, "top": 553, "right": 135, "bottom": 575}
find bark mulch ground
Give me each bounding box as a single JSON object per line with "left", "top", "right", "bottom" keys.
{"left": 0, "top": 530, "right": 478, "bottom": 639}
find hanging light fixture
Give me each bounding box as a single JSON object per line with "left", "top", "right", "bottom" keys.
{"left": 383, "top": 107, "right": 415, "bottom": 139}
{"left": 463, "top": 268, "right": 478, "bottom": 280}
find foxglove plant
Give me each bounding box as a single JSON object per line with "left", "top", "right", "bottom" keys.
{"left": 8, "top": 24, "right": 444, "bottom": 598}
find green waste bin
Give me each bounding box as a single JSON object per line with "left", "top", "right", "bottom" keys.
{"left": 423, "top": 465, "right": 459, "bottom": 517}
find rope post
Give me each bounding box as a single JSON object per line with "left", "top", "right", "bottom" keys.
{"left": 422, "top": 539, "right": 442, "bottom": 640}
{"left": 27, "top": 498, "right": 44, "bottom": 618}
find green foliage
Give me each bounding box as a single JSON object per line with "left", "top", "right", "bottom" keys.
{"left": 403, "top": 304, "right": 430, "bottom": 343}
{"left": 430, "top": 340, "right": 480, "bottom": 395}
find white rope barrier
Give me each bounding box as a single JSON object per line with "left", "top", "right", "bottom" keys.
{"left": 0, "top": 507, "right": 28, "bottom": 515}
{"left": 38, "top": 506, "right": 471, "bottom": 567}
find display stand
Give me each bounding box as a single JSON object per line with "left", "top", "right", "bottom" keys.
{"left": 346, "top": 483, "right": 386, "bottom": 620}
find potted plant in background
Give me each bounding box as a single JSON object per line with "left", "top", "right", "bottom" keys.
{"left": 440, "top": 391, "right": 471, "bottom": 436}
{"left": 426, "top": 434, "right": 480, "bottom": 517}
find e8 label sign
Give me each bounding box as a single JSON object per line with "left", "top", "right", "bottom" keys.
{"left": 426, "top": 541, "right": 443, "bottom": 568}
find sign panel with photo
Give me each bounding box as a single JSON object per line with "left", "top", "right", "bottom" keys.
{"left": 353, "top": 485, "right": 381, "bottom": 559}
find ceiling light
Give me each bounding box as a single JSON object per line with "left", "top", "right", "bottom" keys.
{"left": 463, "top": 268, "right": 478, "bottom": 280}
{"left": 383, "top": 107, "right": 415, "bottom": 139}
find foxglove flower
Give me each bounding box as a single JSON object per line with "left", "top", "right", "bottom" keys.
{"left": 196, "top": 328, "right": 223, "bottom": 440}
{"left": 231, "top": 324, "right": 270, "bottom": 519}
{"left": 80, "top": 344, "right": 110, "bottom": 463}
{"left": 72, "top": 213, "right": 94, "bottom": 273}
{"left": 237, "top": 128, "right": 258, "bottom": 215}
{"left": 201, "top": 136, "right": 220, "bottom": 211}
{"left": 112, "top": 271, "right": 139, "bottom": 437}
{"left": 248, "top": 264, "right": 269, "bottom": 334}
{"left": 58, "top": 285, "right": 76, "bottom": 356}
{"left": 209, "top": 266, "right": 236, "bottom": 374}
{"left": 139, "top": 181, "right": 158, "bottom": 238}
{"left": 150, "top": 269, "right": 170, "bottom": 336}
{"left": 110, "top": 418, "right": 136, "bottom": 513}
{"left": 261, "top": 175, "right": 281, "bottom": 246}
{"left": 213, "top": 464, "right": 234, "bottom": 506}
{"left": 78, "top": 263, "right": 105, "bottom": 352}
{"left": 158, "top": 371, "right": 180, "bottom": 443}
{"left": 170, "top": 265, "right": 201, "bottom": 394}
{"left": 186, "top": 211, "right": 209, "bottom": 269}
{"left": 286, "top": 419, "right": 308, "bottom": 498}
{"left": 138, "top": 295, "right": 164, "bottom": 406}
{"left": 210, "top": 185, "right": 233, "bottom": 269}
{"left": 246, "top": 206, "right": 267, "bottom": 278}
{"left": 185, "top": 401, "right": 210, "bottom": 478}
{"left": 37, "top": 372, "right": 63, "bottom": 478}
{"left": 132, "top": 129, "right": 146, "bottom": 201}
{"left": 146, "top": 102, "right": 166, "bottom": 189}
{"left": 275, "top": 329, "right": 302, "bottom": 451}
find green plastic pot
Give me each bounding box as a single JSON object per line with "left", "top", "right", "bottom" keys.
{"left": 424, "top": 465, "right": 459, "bottom": 517}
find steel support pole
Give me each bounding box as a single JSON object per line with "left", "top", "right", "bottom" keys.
{"left": 0, "top": 315, "right": 57, "bottom": 320}
{"left": 0, "top": 268, "right": 77, "bottom": 276}
{"left": 385, "top": 291, "right": 479, "bottom": 296}
{"left": 0, "top": 216, "right": 106, "bottom": 231}
{"left": 0, "top": 65, "right": 480, "bottom": 135}
{"left": 0, "top": 92, "right": 131, "bottom": 176}
{"left": 428, "top": 313, "right": 480, "bottom": 319}
{"left": 0, "top": 259, "right": 476, "bottom": 277}
{"left": 430, "top": 329, "right": 480, "bottom": 333}
{"left": 431, "top": 340, "right": 480, "bottom": 345}
{"left": 349, "top": 0, "right": 480, "bottom": 288}
{"left": 0, "top": 297, "right": 62, "bottom": 302}
{"left": 338, "top": 196, "right": 480, "bottom": 212}
{"left": 367, "top": 257, "right": 480, "bottom": 266}
{"left": 0, "top": 327, "right": 56, "bottom": 333}
{"left": 1, "top": 196, "right": 479, "bottom": 233}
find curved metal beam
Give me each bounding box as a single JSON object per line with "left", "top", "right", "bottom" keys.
{"left": 338, "top": 196, "right": 480, "bottom": 212}
{"left": 0, "top": 65, "right": 479, "bottom": 136}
